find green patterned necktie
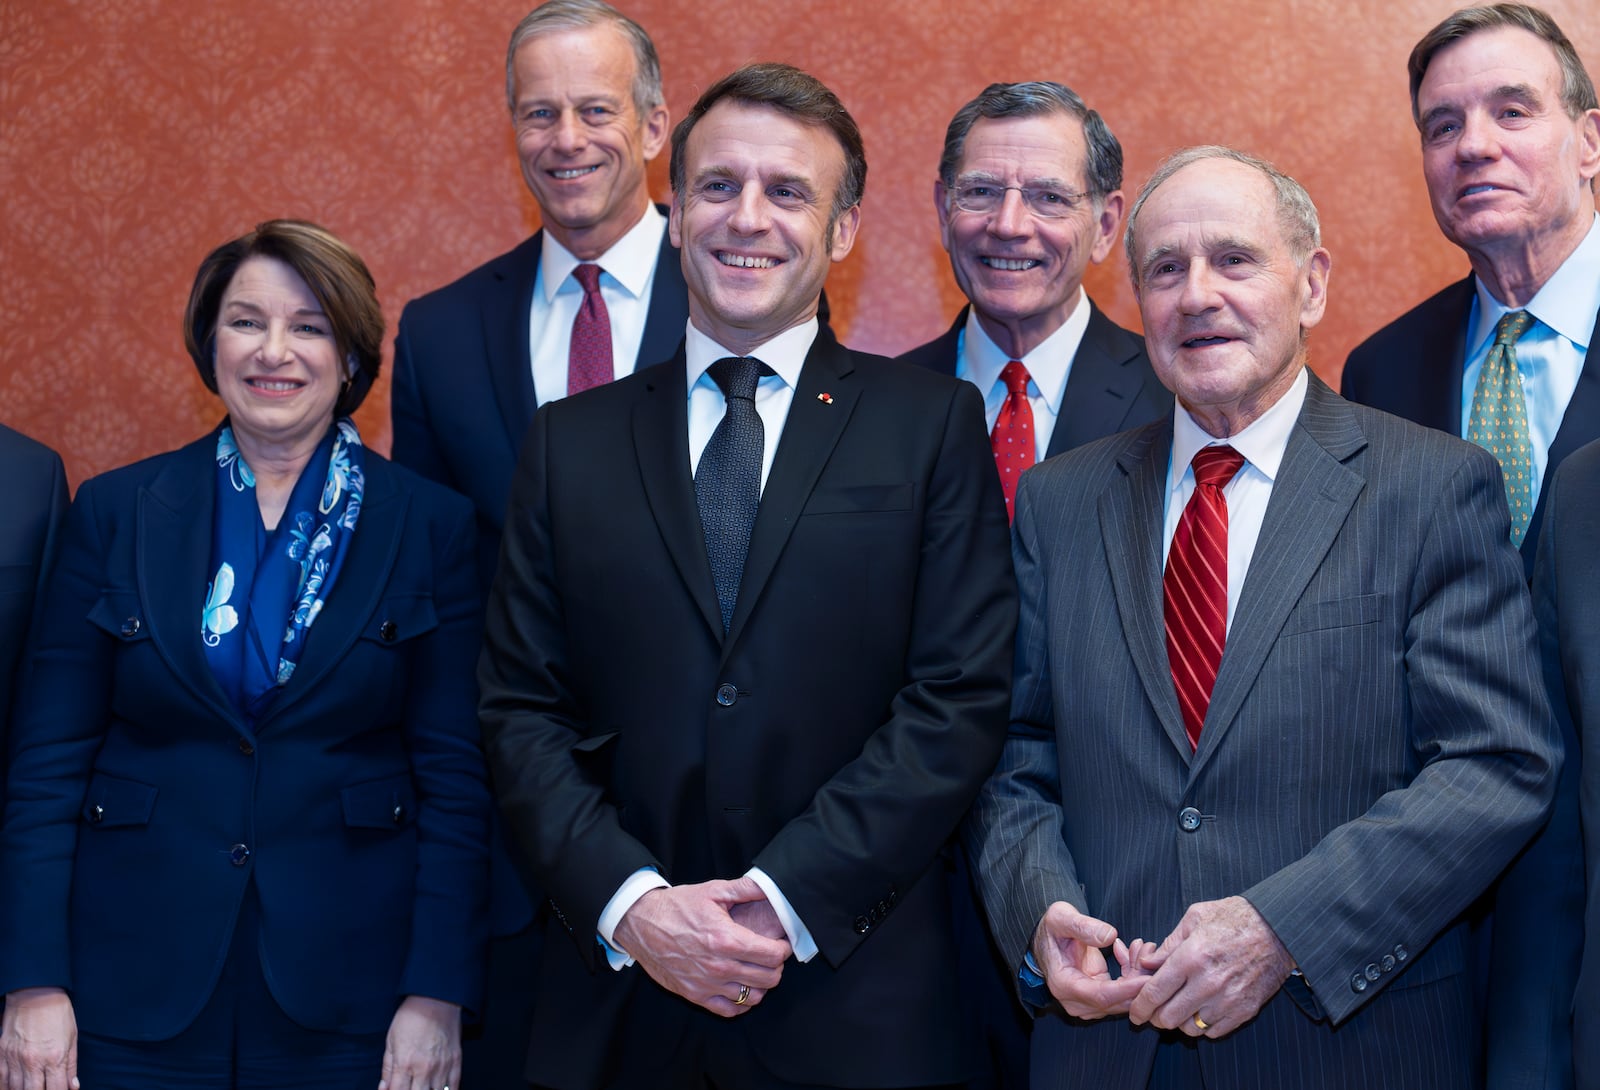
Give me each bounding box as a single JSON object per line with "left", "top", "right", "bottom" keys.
{"left": 1466, "top": 309, "right": 1536, "bottom": 547}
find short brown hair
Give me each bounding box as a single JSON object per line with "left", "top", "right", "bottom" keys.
{"left": 1409, "top": 3, "right": 1598, "bottom": 124}
{"left": 183, "top": 219, "right": 384, "bottom": 417}
{"left": 669, "top": 63, "right": 866, "bottom": 224}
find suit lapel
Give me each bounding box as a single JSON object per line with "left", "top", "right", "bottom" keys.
{"left": 1051, "top": 305, "right": 1151, "bottom": 457}
{"left": 136, "top": 432, "right": 243, "bottom": 731}
{"left": 632, "top": 355, "right": 725, "bottom": 639}
{"left": 483, "top": 234, "right": 542, "bottom": 450}
{"left": 1100, "top": 424, "right": 1190, "bottom": 755}
{"left": 1526, "top": 303, "right": 1600, "bottom": 564}
{"left": 1193, "top": 378, "right": 1367, "bottom": 768}
{"left": 725, "top": 331, "right": 860, "bottom": 652}
{"left": 256, "top": 461, "right": 408, "bottom": 731}
{"left": 1419, "top": 275, "right": 1475, "bottom": 434}
{"left": 637, "top": 210, "right": 689, "bottom": 370}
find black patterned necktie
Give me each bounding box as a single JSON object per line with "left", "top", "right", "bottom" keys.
{"left": 695, "top": 356, "right": 772, "bottom": 631}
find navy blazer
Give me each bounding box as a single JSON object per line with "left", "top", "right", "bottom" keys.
{"left": 1533, "top": 440, "right": 1600, "bottom": 1090}
{"left": 0, "top": 431, "right": 490, "bottom": 1040}
{"left": 895, "top": 302, "right": 1171, "bottom": 456}
{"left": 1341, "top": 275, "right": 1600, "bottom": 579}
{"left": 0, "top": 423, "right": 67, "bottom": 783}
{"left": 391, "top": 212, "right": 690, "bottom": 585}
{"left": 480, "top": 328, "right": 1016, "bottom": 1089}
{"left": 1343, "top": 277, "right": 1599, "bottom": 1090}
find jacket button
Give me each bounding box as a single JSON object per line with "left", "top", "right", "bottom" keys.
{"left": 229, "top": 843, "right": 251, "bottom": 866}
{"left": 1381, "top": 954, "right": 1396, "bottom": 972}
{"left": 1177, "top": 807, "right": 1202, "bottom": 832}
{"left": 120, "top": 617, "right": 141, "bottom": 638}
{"left": 716, "top": 683, "right": 738, "bottom": 707}
{"left": 89, "top": 804, "right": 105, "bottom": 824}
{"left": 1393, "top": 944, "right": 1408, "bottom": 963}
{"left": 392, "top": 804, "right": 407, "bottom": 825}
{"left": 237, "top": 737, "right": 255, "bottom": 756}
{"left": 1364, "top": 962, "right": 1382, "bottom": 982}
{"left": 379, "top": 620, "right": 398, "bottom": 642}
{"left": 1350, "top": 972, "right": 1368, "bottom": 993}
{"left": 853, "top": 915, "right": 871, "bottom": 934}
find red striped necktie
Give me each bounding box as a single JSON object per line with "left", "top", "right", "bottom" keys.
{"left": 1164, "top": 445, "right": 1246, "bottom": 750}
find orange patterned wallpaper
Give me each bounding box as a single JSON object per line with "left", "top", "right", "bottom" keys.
{"left": 3, "top": 0, "right": 1597, "bottom": 487}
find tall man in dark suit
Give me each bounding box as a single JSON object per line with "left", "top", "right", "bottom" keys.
{"left": 480, "top": 62, "right": 1016, "bottom": 1089}
{"left": 1533, "top": 438, "right": 1600, "bottom": 1087}
{"left": 967, "top": 145, "right": 1559, "bottom": 1089}
{"left": 389, "top": 2, "right": 680, "bottom": 1080}
{"left": 0, "top": 423, "right": 67, "bottom": 793}
{"left": 1341, "top": 9, "right": 1600, "bottom": 1084}
{"left": 898, "top": 81, "right": 1169, "bottom": 522}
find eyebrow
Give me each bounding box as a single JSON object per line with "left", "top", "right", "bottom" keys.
{"left": 1420, "top": 81, "right": 1547, "bottom": 129}
{"left": 223, "top": 299, "right": 327, "bottom": 318}
{"left": 1138, "top": 236, "right": 1261, "bottom": 273}
{"left": 955, "top": 171, "right": 1076, "bottom": 191}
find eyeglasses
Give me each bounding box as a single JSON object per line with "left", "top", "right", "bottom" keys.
{"left": 949, "top": 183, "right": 1092, "bottom": 219}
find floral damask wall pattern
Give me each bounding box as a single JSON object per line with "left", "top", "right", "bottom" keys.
{"left": 3, "top": 0, "right": 1597, "bottom": 485}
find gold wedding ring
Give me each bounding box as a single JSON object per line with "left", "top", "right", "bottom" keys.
{"left": 735, "top": 984, "right": 751, "bottom": 1005}
{"left": 1193, "top": 1013, "right": 1208, "bottom": 1031}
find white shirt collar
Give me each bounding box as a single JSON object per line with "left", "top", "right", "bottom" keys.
{"left": 1170, "top": 367, "right": 1309, "bottom": 485}
{"left": 684, "top": 318, "right": 818, "bottom": 395}
{"left": 960, "top": 291, "right": 1092, "bottom": 412}
{"left": 1469, "top": 212, "right": 1600, "bottom": 353}
{"left": 538, "top": 204, "right": 666, "bottom": 302}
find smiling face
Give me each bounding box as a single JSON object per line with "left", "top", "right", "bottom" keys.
{"left": 936, "top": 112, "right": 1122, "bottom": 359}
{"left": 511, "top": 24, "right": 669, "bottom": 259}
{"left": 213, "top": 255, "right": 344, "bottom": 460}
{"left": 1131, "top": 157, "right": 1330, "bottom": 438}
{"left": 669, "top": 99, "right": 860, "bottom": 356}
{"left": 1417, "top": 25, "right": 1600, "bottom": 283}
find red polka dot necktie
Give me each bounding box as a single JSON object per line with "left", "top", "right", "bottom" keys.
{"left": 1164, "top": 445, "right": 1246, "bottom": 751}
{"left": 991, "top": 360, "right": 1036, "bottom": 523}
{"left": 567, "top": 263, "right": 613, "bottom": 396}
{"left": 1466, "top": 309, "right": 1536, "bottom": 547}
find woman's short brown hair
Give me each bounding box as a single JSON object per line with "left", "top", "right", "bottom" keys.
{"left": 183, "top": 219, "right": 384, "bottom": 417}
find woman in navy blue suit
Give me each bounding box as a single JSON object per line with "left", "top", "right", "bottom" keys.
{"left": 0, "top": 221, "right": 489, "bottom": 1090}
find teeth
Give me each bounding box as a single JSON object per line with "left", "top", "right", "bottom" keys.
{"left": 1463, "top": 184, "right": 1495, "bottom": 196}
{"left": 981, "top": 257, "right": 1039, "bottom": 271}
{"left": 251, "top": 380, "right": 301, "bottom": 391}
{"left": 719, "top": 253, "right": 778, "bottom": 269}
{"left": 552, "top": 166, "right": 598, "bottom": 179}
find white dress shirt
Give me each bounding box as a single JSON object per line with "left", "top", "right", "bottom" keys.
{"left": 1459, "top": 212, "right": 1600, "bottom": 508}
{"left": 1162, "top": 368, "right": 1309, "bottom": 633}
{"left": 596, "top": 318, "right": 824, "bottom": 970}
{"left": 954, "top": 291, "right": 1093, "bottom": 461}
{"left": 528, "top": 204, "right": 666, "bottom": 407}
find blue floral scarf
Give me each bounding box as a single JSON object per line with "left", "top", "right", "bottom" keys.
{"left": 201, "top": 419, "right": 365, "bottom": 721}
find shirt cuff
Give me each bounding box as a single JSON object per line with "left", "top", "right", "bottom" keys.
{"left": 746, "top": 867, "right": 818, "bottom": 963}
{"left": 596, "top": 867, "right": 670, "bottom": 971}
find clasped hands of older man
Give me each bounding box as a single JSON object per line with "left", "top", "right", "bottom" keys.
{"left": 1033, "top": 896, "right": 1297, "bottom": 1039}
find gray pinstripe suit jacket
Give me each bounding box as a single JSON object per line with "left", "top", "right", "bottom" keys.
{"left": 967, "top": 374, "right": 1560, "bottom": 1089}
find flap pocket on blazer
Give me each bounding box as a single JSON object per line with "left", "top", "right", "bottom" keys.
{"left": 81, "top": 772, "right": 158, "bottom": 828}
{"left": 87, "top": 592, "right": 152, "bottom": 643}
{"left": 341, "top": 774, "right": 418, "bottom": 830}
{"left": 803, "top": 483, "right": 915, "bottom": 516}
{"left": 1280, "top": 593, "right": 1384, "bottom": 636}
{"left": 358, "top": 594, "right": 438, "bottom": 646}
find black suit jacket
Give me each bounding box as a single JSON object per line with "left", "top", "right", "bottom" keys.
{"left": 479, "top": 327, "right": 1016, "bottom": 1089}
{"left": 1533, "top": 439, "right": 1600, "bottom": 1090}
{"left": 0, "top": 423, "right": 67, "bottom": 792}
{"left": 896, "top": 302, "right": 1171, "bottom": 455}
{"left": 391, "top": 209, "right": 691, "bottom": 584}
{"left": 1344, "top": 276, "right": 1600, "bottom": 1090}
{"left": 1341, "top": 275, "right": 1600, "bottom": 578}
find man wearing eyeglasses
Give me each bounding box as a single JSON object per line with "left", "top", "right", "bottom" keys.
{"left": 898, "top": 82, "right": 1169, "bottom": 525}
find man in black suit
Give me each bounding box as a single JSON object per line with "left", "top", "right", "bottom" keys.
{"left": 0, "top": 423, "right": 67, "bottom": 792}
{"left": 1341, "top": 8, "right": 1600, "bottom": 1084}
{"left": 897, "top": 81, "right": 1168, "bottom": 522}
{"left": 1533, "top": 438, "right": 1600, "bottom": 1086}
{"left": 389, "top": 1, "right": 679, "bottom": 1081}
{"left": 480, "top": 62, "right": 1016, "bottom": 1090}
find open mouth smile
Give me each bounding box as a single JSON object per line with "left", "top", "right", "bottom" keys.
{"left": 717, "top": 252, "right": 781, "bottom": 269}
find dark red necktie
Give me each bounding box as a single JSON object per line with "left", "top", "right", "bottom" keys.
{"left": 991, "top": 360, "right": 1035, "bottom": 523}
{"left": 1164, "top": 445, "right": 1245, "bottom": 750}
{"left": 567, "top": 263, "right": 613, "bottom": 396}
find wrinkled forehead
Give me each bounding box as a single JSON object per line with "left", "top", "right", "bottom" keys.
{"left": 955, "top": 112, "right": 1089, "bottom": 184}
